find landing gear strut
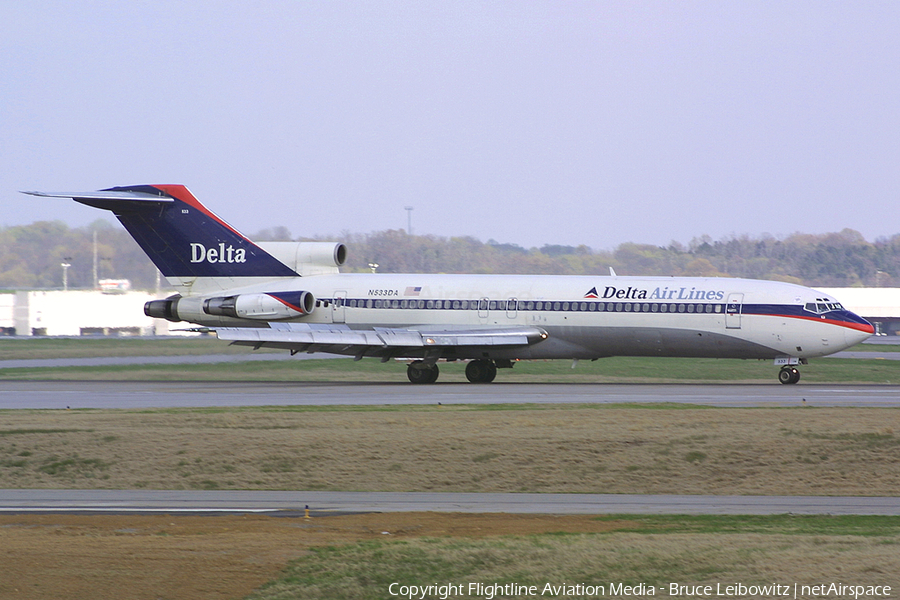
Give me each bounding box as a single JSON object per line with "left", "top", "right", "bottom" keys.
{"left": 778, "top": 366, "right": 801, "bottom": 384}
{"left": 407, "top": 361, "right": 439, "bottom": 384}
{"left": 465, "top": 359, "right": 497, "bottom": 383}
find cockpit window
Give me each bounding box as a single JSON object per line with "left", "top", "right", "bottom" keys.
{"left": 804, "top": 301, "right": 843, "bottom": 314}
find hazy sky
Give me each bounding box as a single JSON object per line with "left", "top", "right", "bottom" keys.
{"left": 3, "top": 2, "right": 899, "bottom": 250}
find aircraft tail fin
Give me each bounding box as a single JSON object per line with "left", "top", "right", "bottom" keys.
{"left": 24, "top": 185, "right": 298, "bottom": 290}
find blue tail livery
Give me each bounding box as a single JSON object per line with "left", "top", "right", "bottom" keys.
{"left": 25, "top": 185, "right": 298, "bottom": 280}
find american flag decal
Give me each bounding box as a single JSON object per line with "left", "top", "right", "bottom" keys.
{"left": 404, "top": 286, "right": 422, "bottom": 296}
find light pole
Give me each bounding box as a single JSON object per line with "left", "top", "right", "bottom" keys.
{"left": 61, "top": 261, "right": 71, "bottom": 292}
{"left": 368, "top": 263, "right": 379, "bottom": 274}
{"left": 404, "top": 206, "right": 413, "bottom": 235}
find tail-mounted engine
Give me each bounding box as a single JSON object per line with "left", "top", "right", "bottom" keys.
{"left": 145, "top": 291, "right": 315, "bottom": 324}
{"left": 203, "top": 291, "right": 315, "bottom": 320}
{"left": 255, "top": 241, "right": 347, "bottom": 276}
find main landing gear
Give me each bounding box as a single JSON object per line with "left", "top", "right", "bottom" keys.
{"left": 778, "top": 366, "right": 801, "bottom": 384}
{"left": 406, "top": 358, "right": 502, "bottom": 384}
{"left": 465, "top": 359, "right": 497, "bottom": 383}
{"left": 407, "top": 361, "right": 439, "bottom": 384}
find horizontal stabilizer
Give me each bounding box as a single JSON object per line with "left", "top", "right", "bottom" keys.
{"left": 24, "top": 185, "right": 298, "bottom": 282}
{"left": 23, "top": 189, "right": 174, "bottom": 203}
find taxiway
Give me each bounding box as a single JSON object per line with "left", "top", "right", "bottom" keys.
{"left": 2, "top": 489, "right": 898, "bottom": 516}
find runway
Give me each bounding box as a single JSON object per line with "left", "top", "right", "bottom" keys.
{"left": 1, "top": 380, "right": 898, "bottom": 409}
{"left": 2, "top": 489, "right": 899, "bottom": 516}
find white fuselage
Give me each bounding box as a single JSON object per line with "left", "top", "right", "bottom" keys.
{"left": 178, "top": 273, "right": 873, "bottom": 361}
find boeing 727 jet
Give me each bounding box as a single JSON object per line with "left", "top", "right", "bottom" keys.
{"left": 26, "top": 185, "right": 874, "bottom": 384}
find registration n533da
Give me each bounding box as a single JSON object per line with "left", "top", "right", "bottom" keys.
{"left": 26, "top": 185, "right": 874, "bottom": 384}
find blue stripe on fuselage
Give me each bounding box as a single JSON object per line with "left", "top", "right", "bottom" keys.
{"left": 743, "top": 304, "right": 874, "bottom": 333}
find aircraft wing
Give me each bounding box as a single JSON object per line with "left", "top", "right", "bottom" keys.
{"left": 213, "top": 322, "right": 548, "bottom": 360}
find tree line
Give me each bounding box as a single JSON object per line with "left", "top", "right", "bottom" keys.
{"left": 329, "top": 228, "right": 899, "bottom": 287}
{"left": 1, "top": 219, "right": 897, "bottom": 291}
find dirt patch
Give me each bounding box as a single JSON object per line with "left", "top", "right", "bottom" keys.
{"left": 0, "top": 512, "right": 628, "bottom": 600}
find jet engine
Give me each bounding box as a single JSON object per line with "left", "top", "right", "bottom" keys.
{"left": 203, "top": 291, "right": 315, "bottom": 320}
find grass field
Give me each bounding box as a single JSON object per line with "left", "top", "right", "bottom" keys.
{"left": 1, "top": 404, "right": 898, "bottom": 495}
{"left": 1, "top": 356, "right": 897, "bottom": 383}
{"left": 249, "top": 516, "right": 900, "bottom": 600}
{"left": 1, "top": 337, "right": 899, "bottom": 599}
{"left": 0, "top": 335, "right": 272, "bottom": 360}
{"left": 3, "top": 512, "right": 898, "bottom": 600}
{"left": 0, "top": 338, "right": 898, "bottom": 383}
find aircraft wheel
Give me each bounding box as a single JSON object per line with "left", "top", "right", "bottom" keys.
{"left": 407, "top": 361, "right": 439, "bottom": 384}
{"left": 778, "top": 366, "right": 800, "bottom": 384}
{"left": 465, "top": 359, "right": 497, "bottom": 383}
{"left": 424, "top": 364, "right": 440, "bottom": 383}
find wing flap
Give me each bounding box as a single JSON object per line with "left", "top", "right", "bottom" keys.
{"left": 213, "top": 323, "right": 548, "bottom": 355}
{"left": 217, "top": 324, "right": 382, "bottom": 347}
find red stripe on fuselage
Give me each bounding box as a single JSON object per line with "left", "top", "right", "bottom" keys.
{"left": 766, "top": 313, "right": 875, "bottom": 334}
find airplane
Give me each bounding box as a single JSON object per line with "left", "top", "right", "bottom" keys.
{"left": 25, "top": 185, "right": 874, "bottom": 384}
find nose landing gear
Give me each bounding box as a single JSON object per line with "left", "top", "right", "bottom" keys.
{"left": 778, "top": 366, "right": 801, "bottom": 384}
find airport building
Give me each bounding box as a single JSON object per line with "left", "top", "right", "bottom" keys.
{"left": 0, "top": 290, "right": 173, "bottom": 336}
{"left": 0, "top": 287, "right": 898, "bottom": 337}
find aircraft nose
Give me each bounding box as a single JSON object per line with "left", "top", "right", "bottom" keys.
{"left": 843, "top": 313, "right": 875, "bottom": 347}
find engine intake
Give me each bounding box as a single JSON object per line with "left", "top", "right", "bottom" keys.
{"left": 255, "top": 241, "right": 347, "bottom": 276}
